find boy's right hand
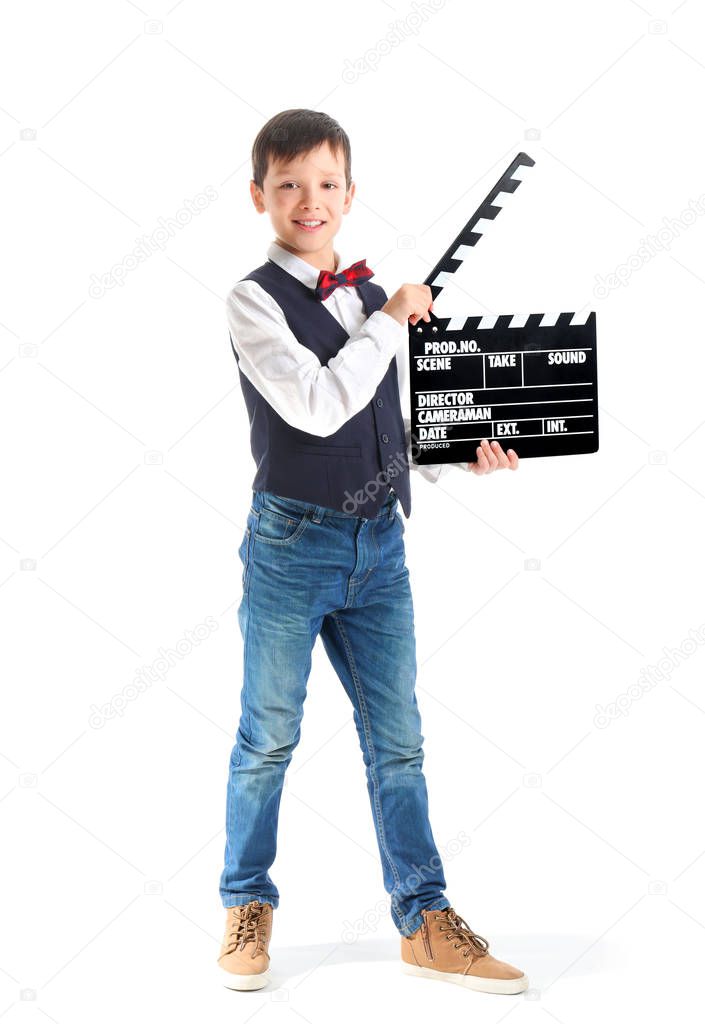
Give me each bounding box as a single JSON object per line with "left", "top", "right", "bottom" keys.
{"left": 382, "top": 284, "right": 434, "bottom": 327}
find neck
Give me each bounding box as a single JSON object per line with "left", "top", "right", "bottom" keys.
{"left": 274, "top": 237, "right": 339, "bottom": 274}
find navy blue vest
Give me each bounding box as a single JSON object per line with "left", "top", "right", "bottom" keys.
{"left": 230, "top": 258, "right": 412, "bottom": 518}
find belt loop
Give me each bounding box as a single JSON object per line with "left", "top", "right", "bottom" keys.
{"left": 312, "top": 504, "right": 324, "bottom": 523}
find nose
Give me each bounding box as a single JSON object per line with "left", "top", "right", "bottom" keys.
{"left": 298, "top": 188, "right": 320, "bottom": 211}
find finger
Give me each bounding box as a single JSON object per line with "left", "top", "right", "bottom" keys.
{"left": 481, "top": 439, "right": 498, "bottom": 470}
{"left": 507, "top": 448, "right": 519, "bottom": 470}
{"left": 490, "top": 440, "right": 510, "bottom": 467}
{"left": 472, "top": 445, "right": 488, "bottom": 473}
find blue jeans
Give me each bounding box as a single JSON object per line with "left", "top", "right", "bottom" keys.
{"left": 219, "top": 487, "right": 451, "bottom": 937}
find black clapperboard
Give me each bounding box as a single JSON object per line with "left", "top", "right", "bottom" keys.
{"left": 409, "top": 153, "right": 599, "bottom": 465}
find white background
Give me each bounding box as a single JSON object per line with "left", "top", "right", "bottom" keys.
{"left": 3, "top": 0, "right": 705, "bottom": 1020}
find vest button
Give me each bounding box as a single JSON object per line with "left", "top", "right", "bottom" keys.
{"left": 376, "top": 398, "right": 383, "bottom": 407}
{"left": 381, "top": 433, "right": 389, "bottom": 443}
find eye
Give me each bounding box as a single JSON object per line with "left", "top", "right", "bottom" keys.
{"left": 278, "top": 182, "right": 338, "bottom": 190}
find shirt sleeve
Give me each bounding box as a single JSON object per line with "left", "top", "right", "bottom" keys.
{"left": 395, "top": 347, "right": 471, "bottom": 483}
{"left": 226, "top": 280, "right": 408, "bottom": 437}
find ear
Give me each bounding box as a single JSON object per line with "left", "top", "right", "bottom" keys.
{"left": 342, "top": 180, "right": 355, "bottom": 215}
{"left": 250, "top": 179, "right": 266, "bottom": 214}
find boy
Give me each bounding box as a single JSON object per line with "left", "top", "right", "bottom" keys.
{"left": 217, "top": 108, "right": 527, "bottom": 996}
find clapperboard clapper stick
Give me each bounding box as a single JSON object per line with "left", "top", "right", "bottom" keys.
{"left": 409, "top": 152, "right": 599, "bottom": 464}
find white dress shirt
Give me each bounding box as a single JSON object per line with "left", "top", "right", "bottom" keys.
{"left": 226, "top": 239, "right": 471, "bottom": 483}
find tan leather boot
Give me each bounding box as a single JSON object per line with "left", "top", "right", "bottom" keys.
{"left": 217, "top": 899, "right": 273, "bottom": 990}
{"left": 401, "top": 906, "right": 528, "bottom": 994}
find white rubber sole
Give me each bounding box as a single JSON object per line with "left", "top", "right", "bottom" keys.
{"left": 401, "top": 960, "right": 529, "bottom": 994}
{"left": 218, "top": 965, "right": 270, "bottom": 991}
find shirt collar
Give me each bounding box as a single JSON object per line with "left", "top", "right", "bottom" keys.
{"left": 267, "top": 239, "right": 344, "bottom": 292}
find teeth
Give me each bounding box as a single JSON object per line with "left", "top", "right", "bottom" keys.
{"left": 296, "top": 220, "right": 322, "bottom": 226}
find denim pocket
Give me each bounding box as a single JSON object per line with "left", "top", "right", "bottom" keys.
{"left": 255, "top": 495, "right": 312, "bottom": 546}
{"left": 238, "top": 526, "right": 251, "bottom": 592}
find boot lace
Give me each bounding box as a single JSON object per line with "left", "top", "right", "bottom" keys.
{"left": 436, "top": 907, "right": 489, "bottom": 959}
{"left": 226, "top": 900, "right": 267, "bottom": 956}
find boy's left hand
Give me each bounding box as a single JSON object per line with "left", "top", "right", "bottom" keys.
{"left": 468, "top": 438, "right": 520, "bottom": 474}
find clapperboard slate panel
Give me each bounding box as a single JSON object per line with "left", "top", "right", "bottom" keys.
{"left": 410, "top": 311, "right": 598, "bottom": 464}
{"left": 409, "top": 152, "right": 599, "bottom": 464}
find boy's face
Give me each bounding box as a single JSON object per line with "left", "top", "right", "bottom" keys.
{"left": 250, "top": 141, "right": 355, "bottom": 271}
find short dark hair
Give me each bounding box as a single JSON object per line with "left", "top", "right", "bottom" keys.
{"left": 251, "top": 109, "right": 352, "bottom": 191}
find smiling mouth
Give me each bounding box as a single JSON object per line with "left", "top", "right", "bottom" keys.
{"left": 293, "top": 219, "right": 326, "bottom": 230}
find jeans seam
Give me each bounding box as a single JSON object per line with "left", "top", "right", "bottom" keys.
{"left": 401, "top": 898, "right": 451, "bottom": 937}
{"left": 330, "top": 610, "right": 406, "bottom": 931}
{"left": 243, "top": 525, "right": 254, "bottom": 598}
{"left": 347, "top": 520, "right": 381, "bottom": 596}
{"left": 240, "top": 531, "right": 253, "bottom": 751}
{"left": 223, "top": 893, "right": 278, "bottom": 909}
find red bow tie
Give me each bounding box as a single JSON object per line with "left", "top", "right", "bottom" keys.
{"left": 314, "top": 259, "right": 374, "bottom": 301}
